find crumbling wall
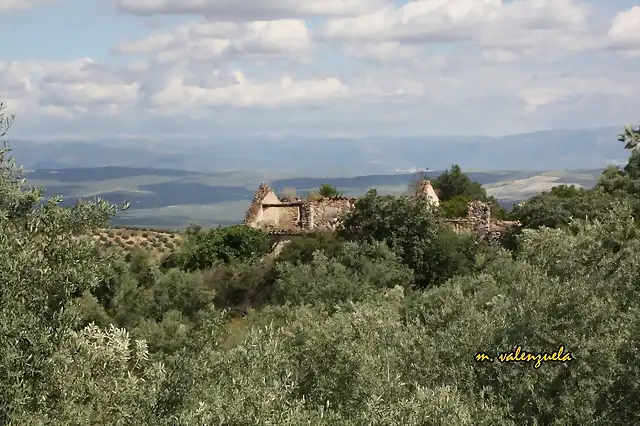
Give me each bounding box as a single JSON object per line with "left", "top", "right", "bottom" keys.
{"left": 445, "top": 218, "right": 474, "bottom": 234}
{"left": 260, "top": 205, "right": 300, "bottom": 229}
{"left": 300, "top": 202, "right": 314, "bottom": 229}
{"left": 307, "top": 197, "right": 356, "bottom": 231}
{"left": 487, "top": 220, "right": 520, "bottom": 243}
{"left": 467, "top": 200, "right": 491, "bottom": 235}
{"left": 244, "top": 183, "right": 518, "bottom": 243}
{"left": 463, "top": 201, "right": 519, "bottom": 243}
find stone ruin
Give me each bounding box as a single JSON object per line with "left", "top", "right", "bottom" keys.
{"left": 415, "top": 179, "right": 440, "bottom": 205}
{"left": 243, "top": 183, "right": 359, "bottom": 234}
{"left": 243, "top": 180, "right": 518, "bottom": 242}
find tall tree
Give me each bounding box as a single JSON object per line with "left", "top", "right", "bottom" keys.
{"left": 0, "top": 105, "right": 134, "bottom": 421}
{"left": 432, "top": 164, "right": 486, "bottom": 202}
{"left": 617, "top": 124, "right": 640, "bottom": 150}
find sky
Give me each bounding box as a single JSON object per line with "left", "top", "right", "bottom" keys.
{"left": 2, "top": 0, "right": 640, "bottom": 139}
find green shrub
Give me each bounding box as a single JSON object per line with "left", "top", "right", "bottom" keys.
{"left": 176, "top": 225, "right": 271, "bottom": 272}
{"left": 508, "top": 186, "right": 621, "bottom": 230}
{"left": 338, "top": 190, "right": 478, "bottom": 289}
{"left": 440, "top": 195, "right": 473, "bottom": 218}
{"left": 201, "top": 261, "right": 278, "bottom": 313}
{"left": 276, "top": 232, "right": 344, "bottom": 264}
{"left": 273, "top": 241, "right": 413, "bottom": 308}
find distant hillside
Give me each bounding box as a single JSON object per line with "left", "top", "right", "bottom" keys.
{"left": 11, "top": 126, "right": 625, "bottom": 175}
{"left": 25, "top": 166, "right": 605, "bottom": 228}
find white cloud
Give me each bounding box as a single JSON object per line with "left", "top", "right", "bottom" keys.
{"left": 115, "top": 0, "right": 393, "bottom": 20}
{"left": 0, "top": 58, "right": 140, "bottom": 119}
{"left": 4, "top": 0, "right": 640, "bottom": 138}
{"left": 519, "top": 75, "right": 635, "bottom": 112}
{"left": 0, "top": 0, "right": 51, "bottom": 13}
{"left": 115, "top": 19, "right": 313, "bottom": 64}
{"left": 149, "top": 70, "right": 347, "bottom": 110}
{"left": 322, "top": 0, "right": 591, "bottom": 51}
{"left": 609, "top": 6, "right": 640, "bottom": 48}
{"left": 342, "top": 41, "right": 422, "bottom": 62}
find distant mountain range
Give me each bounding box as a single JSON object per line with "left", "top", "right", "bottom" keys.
{"left": 8, "top": 126, "right": 627, "bottom": 176}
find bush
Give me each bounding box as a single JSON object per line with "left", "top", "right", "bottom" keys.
{"left": 202, "top": 260, "right": 278, "bottom": 314}
{"left": 177, "top": 225, "right": 271, "bottom": 271}
{"left": 273, "top": 241, "right": 413, "bottom": 307}
{"left": 4, "top": 109, "right": 640, "bottom": 424}
{"left": 276, "top": 232, "right": 344, "bottom": 264}
{"left": 318, "top": 183, "right": 342, "bottom": 198}
{"left": 0, "top": 136, "right": 128, "bottom": 420}
{"left": 338, "top": 190, "right": 477, "bottom": 289}
{"left": 508, "top": 186, "right": 621, "bottom": 230}
{"left": 159, "top": 252, "right": 179, "bottom": 270}
{"left": 440, "top": 195, "right": 473, "bottom": 218}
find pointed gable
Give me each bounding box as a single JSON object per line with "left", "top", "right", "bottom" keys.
{"left": 415, "top": 180, "right": 440, "bottom": 205}
{"left": 243, "top": 182, "right": 280, "bottom": 226}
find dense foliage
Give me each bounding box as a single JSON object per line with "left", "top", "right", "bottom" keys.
{"left": 2, "top": 107, "right": 640, "bottom": 424}
{"left": 413, "top": 164, "right": 506, "bottom": 219}
{"left": 317, "top": 183, "right": 342, "bottom": 197}
{"left": 175, "top": 224, "right": 271, "bottom": 271}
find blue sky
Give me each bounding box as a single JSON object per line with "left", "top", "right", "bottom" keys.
{"left": 2, "top": 0, "right": 640, "bottom": 139}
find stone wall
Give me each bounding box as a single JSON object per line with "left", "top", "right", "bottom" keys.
{"left": 445, "top": 202, "right": 519, "bottom": 243}
{"left": 260, "top": 205, "right": 300, "bottom": 230}
{"left": 445, "top": 218, "right": 474, "bottom": 234}
{"left": 245, "top": 183, "right": 518, "bottom": 243}
{"left": 467, "top": 200, "right": 491, "bottom": 235}
{"left": 306, "top": 197, "right": 356, "bottom": 231}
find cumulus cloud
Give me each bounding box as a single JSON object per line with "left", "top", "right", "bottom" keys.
{"left": 114, "top": 19, "right": 313, "bottom": 64}
{"left": 115, "top": 0, "right": 393, "bottom": 20}
{"left": 149, "top": 70, "right": 347, "bottom": 110}
{"left": 0, "top": 58, "right": 140, "bottom": 119}
{"left": 322, "top": 0, "right": 592, "bottom": 52}
{"left": 609, "top": 6, "right": 640, "bottom": 49}
{"left": 4, "top": 0, "right": 640, "bottom": 137}
{"left": 342, "top": 41, "right": 422, "bottom": 63}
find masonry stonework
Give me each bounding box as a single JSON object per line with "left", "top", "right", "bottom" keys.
{"left": 243, "top": 181, "right": 518, "bottom": 242}
{"left": 307, "top": 198, "right": 356, "bottom": 231}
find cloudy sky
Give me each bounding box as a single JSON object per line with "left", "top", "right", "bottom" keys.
{"left": 2, "top": 0, "right": 640, "bottom": 139}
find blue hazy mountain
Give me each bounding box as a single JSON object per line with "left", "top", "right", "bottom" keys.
{"left": 10, "top": 126, "right": 625, "bottom": 176}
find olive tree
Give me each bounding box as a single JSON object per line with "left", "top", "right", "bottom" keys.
{"left": 0, "top": 107, "right": 165, "bottom": 424}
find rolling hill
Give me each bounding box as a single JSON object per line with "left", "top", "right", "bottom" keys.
{"left": 25, "top": 166, "right": 606, "bottom": 228}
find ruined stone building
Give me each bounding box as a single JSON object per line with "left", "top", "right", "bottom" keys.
{"left": 243, "top": 180, "right": 518, "bottom": 242}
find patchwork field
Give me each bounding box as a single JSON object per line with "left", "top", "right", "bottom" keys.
{"left": 27, "top": 166, "right": 605, "bottom": 228}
